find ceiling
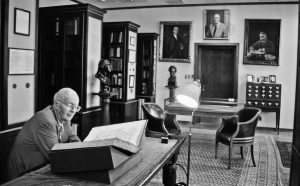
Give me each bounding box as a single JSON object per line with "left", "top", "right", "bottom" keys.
{"left": 39, "top": 0, "right": 298, "bottom": 9}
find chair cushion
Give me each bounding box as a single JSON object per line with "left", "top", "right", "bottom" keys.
{"left": 217, "top": 132, "right": 232, "bottom": 144}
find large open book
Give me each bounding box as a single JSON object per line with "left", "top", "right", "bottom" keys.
{"left": 49, "top": 120, "right": 148, "bottom": 174}
{"left": 84, "top": 119, "right": 147, "bottom": 153}
{"left": 52, "top": 119, "right": 147, "bottom": 154}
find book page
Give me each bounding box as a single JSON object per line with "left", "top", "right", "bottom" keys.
{"left": 84, "top": 120, "right": 147, "bottom": 147}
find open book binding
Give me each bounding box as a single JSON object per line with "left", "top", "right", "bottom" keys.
{"left": 49, "top": 120, "right": 147, "bottom": 173}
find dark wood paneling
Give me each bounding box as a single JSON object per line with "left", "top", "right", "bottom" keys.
{"left": 290, "top": 3, "right": 300, "bottom": 185}
{"left": 136, "top": 33, "right": 158, "bottom": 103}
{"left": 110, "top": 100, "right": 138, "bottom": 124}
{"left": 0, "top": 0, "right": 3, "bottom": 131}
{"left": 38, "top": 4, "right": 105, "bottom": 138}
{"left": 0, "top": 127, "right": 21, "bottom": 183}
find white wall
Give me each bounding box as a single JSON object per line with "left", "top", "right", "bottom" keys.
{"left": 7, "top": 0, "right": 37, "bottom": 125}
{"left": 103, "top": 4, "right": 298, "bottom": 129}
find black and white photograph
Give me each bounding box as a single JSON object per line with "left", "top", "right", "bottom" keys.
{"left": 0, "top": 1, "right": 299, "bottom": 186}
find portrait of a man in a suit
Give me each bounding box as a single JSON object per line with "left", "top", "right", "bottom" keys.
{"left": 160, "top": 22, "right": 191, "bottom": 62}
{"left": 204, "top": 10, "right": 230, "bottom": 40}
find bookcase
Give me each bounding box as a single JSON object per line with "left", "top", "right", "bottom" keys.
{"left": 136, "top": 33, "right": 159, "bottom": 103}
{"left": 245, "top": 82, "right": 281, "bottom": 133}
{"left": 102, "top": 22, "right": 140, "bottom": 124}
{"left": 39, "top": 4, "right": 106, "bottom": 138}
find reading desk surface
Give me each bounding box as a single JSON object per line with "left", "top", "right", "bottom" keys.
{"left": 3, "top": 136, "right": 186, "bottom": 186}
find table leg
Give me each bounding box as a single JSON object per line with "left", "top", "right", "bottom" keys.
{"left": 276, "top": 109, "right": 280, "bottom": 135}
{"left": 163, "top": 149, "right": 179, "bottom": 186}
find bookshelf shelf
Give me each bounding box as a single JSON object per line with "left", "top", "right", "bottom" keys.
{"left": 136, "top": 33, "right": 159, "bottom": 102}
{"left": 39, "top": 4, "right": 106, "bottom": 138}
{"left": 102, "top": 22, "right": 140, "bottom": 124}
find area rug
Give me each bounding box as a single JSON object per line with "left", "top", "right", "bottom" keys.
{"left": 148, "top": 129, "right": 280, "bottom": 186}
{"left": 276, "top": 141, "right": 292, "bottom": 168}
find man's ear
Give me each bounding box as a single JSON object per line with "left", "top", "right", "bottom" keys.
{"left": 53, "top": 100, "right": 59, "bottom": 109}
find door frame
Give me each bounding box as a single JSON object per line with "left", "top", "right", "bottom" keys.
{"left": 194, "top": 43, "right": 239, "bottom": 103}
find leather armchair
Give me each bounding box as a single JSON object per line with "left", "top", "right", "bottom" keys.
{"left": 141, "top": 103, "right": 181, "bottom": 138}
{"left": 215, "top": 107, "right": 261, "bottom": 169}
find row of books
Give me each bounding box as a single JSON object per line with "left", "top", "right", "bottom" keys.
{"left": 142, "top": 70, "right": 150, "bottom": 79}
{"left": 142, "top": 58, "right": 151, "bottom": 66}
{"left": 111, "top": 87, "right": 123, "bottom": 99}
{"left": 111, "top": 73, "right": 123, "bottom": 86}
{"left": 110, "top": 47, "right": 122, "bottom": 58}
{"left": 110, "top": 59, "right": 123, "bottom": 71}
{"left": 110, "top": 32, "right": 123, "bottom": 43}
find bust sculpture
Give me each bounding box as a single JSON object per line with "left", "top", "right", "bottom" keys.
{"left": 95, "top": 59, "right": 112, "bottom": 93}
{"left": 168, "top": 65, "right": 177, "bottom": 86}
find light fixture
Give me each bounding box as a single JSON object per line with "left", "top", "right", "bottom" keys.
{"left": 175, "top": 81, "right": 201, "bottom": 186}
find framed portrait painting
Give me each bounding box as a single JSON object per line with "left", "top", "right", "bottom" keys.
{"left": 203, "top": 9, "right": 230, "bottom": 40}
{"left": 159, "top": 21, "right": 191, "bottom": 62}
{"left": 243, "top": 19, "right": 281, "bottom": 66}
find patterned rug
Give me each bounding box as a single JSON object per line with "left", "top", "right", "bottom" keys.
{"left": 276, "top": 141, "right": 292, "bottom": 168}
{"left": 148, "top": 129, "right": 279, "bottom": 186}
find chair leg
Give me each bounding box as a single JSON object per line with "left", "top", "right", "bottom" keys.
{"left": 215, "top": 140, "right": 218, "bottom": 159}
{"left": 240, "top": 146, "right": 244, "bottom": 159}
{"left": 228, "top": 145, "right": 232, "bottom": 169}
{"left": 251, "top": 145, "right": 256, "bottom": 167}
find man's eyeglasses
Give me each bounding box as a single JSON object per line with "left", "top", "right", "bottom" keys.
{"left": 57, "top": 99, "right": 81, "bottom": 112}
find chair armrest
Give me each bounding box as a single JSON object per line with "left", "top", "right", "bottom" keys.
{"left": 216, "top": 115, "right": 239, "bottom": 140}
{"left": 165, "top": 113, "right": 181, "bottom": 128}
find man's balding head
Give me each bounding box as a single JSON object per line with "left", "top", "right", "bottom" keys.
{"left": 53, "top": 88, "right": 80, "bottom": 122}
{"left": 53, "top": 88, "right": 79, "bottom": 104}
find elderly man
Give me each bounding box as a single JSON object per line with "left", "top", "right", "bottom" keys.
{"left": 5, "top": 88, "right": 81, "bottom": 181}
{"left": 206, "top": 13, "right": 228, "bottom": 38}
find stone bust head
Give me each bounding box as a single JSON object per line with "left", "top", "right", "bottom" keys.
{"left": 168, "top": 65, "right": 177, "bottom": 86}
{"left": 95, "top": 59, "right": 112, "bottom": 92}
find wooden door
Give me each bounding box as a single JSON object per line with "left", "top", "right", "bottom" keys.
{"left": 194, "top": 43, "right": 238, "bottom": 101}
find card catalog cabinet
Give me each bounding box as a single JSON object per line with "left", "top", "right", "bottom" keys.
{"left": 245, "top": 82, "right": 281, "bottom": 133}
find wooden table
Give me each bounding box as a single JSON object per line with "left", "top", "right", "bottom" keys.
{"left": 165, "top": 100, "right": 244, "bottom": 123}
{"left": 3, "top": 137, "right": 186, "bottom": 186}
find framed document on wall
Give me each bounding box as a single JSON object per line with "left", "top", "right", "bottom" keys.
{"left": 9, "top": 48, "right": 34, "bottom": 74}
{"left": 14, "top": 8, "right": 31, "bottom": 36}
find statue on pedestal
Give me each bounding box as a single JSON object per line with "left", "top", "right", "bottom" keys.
{"left": 95, "top": 59, "right": 112, "bottom": 93}
{"left": 168, "top": 65, "right": 177, "bottom": 86}
{"left": 94, "top": 59, "right": 113, "bottom": 125}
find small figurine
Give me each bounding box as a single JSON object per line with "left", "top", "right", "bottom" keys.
{"left": 95, "top": 59, "right": 112, "bottom": 93}
{"left": 168, "top": 65, "right": 177, "bottom": 86}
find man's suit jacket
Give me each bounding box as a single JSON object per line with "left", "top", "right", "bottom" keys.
{"left": 206, "top": 22, "right": 228, "bottom": 38}
{"left": 165, "top": 34, "right": 184, "bottom": 58}
{"left": 6, "top": 106, "right": 80, "bottom": 180}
